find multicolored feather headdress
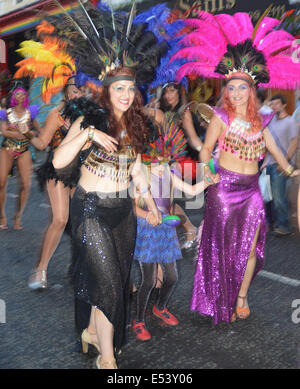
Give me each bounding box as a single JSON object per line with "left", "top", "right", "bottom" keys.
{"left": 14, "top": 21, "right": 76, "bottom": 103}
{"left": 171, "top": 10, "right": 300, "bottom": 89}
{"left": 142, "top": 121, "right": 188, "bottom": 165}
{"left": 42, "top": 0, "right": 168, "bottom": 90}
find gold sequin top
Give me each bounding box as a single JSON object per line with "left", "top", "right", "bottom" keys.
{"left": 219, "top": 117, "right": 266, "bottom": 162}
{"left": 83, "top": 143, "right": 137, "bottom": 183}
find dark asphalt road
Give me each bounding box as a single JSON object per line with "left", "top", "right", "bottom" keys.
{"left": 0, "top": 154, "right": 300, "bottom": 372}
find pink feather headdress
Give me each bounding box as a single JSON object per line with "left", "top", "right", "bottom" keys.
{"left": 171, "top": 11, "right": 300, "bottom": 89}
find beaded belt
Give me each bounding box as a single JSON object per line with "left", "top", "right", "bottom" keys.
{"left": 3, "top": 138, "right": 30, "bottom": 158}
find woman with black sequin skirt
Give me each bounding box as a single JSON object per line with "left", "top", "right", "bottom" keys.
{"left": 53, "top": 67, "right": 161, "bottom": 369}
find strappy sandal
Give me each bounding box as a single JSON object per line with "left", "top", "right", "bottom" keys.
{"left": 0, "top": 217, "right": 8, "bottom": 230}
{"left": 236, "top": 295, "right": 250, "bottom": 319}
{"left": 13, "top": 216, "right": 23, "bottom": 230}
{"left": 81, "top": 329, "right": 101, "bottom": 354}
{"left": 181, "top": 228, "right": 197, "bottom": 250}
{"left": 96, "top": 355, "right": 117, "bottom": 369}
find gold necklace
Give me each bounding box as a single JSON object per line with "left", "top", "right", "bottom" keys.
{"left": 7, "top": 107, "right": 31, "bottom": 125}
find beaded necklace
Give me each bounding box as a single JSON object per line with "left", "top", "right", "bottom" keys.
{"left": 7, "top": 107, "right": 31, "bottom": 126}
{"left": 219, "top": 117, "right": 266, "bottom": 161}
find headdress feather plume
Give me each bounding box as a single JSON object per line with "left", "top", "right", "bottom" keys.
{"left": 171, "top": 9, "right": 300, "bottom": 90}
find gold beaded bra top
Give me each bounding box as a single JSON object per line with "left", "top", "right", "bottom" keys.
{"left": 3, "top": 108, "right": 32, "bottom": 154}
{"left": 83, "top": 142, "right": 137, "bottom": 183}
{"left": 218, "top": 117, "right": 266, "bottom": 162}
{"left": 6, "top": 107, "right": 31, "bottom": 126}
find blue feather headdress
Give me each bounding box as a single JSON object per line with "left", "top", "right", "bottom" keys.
{"left": 132, "top": 3, "right": 188, "bottom": 101}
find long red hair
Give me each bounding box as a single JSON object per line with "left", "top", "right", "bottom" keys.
{"left": 222, "top": 77, "right": 262, "bottom": 132}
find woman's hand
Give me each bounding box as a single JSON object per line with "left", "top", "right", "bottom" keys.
{"left": 92, "top": 128, "right": 118, "bottom": 153}
{"left": 204, "top": 172, "right": 220, "bottom": 188}
{"left": 146, "top": 208, "right": 162, "bottom": 226}
{"left": 204, "top": 165, "right": 219, "bottom": 184}
{"left": 18, "top": 123, "right": 30, "bottom": 134}
{"left": 291, "top": 169, "right": 300, "bottom": 177}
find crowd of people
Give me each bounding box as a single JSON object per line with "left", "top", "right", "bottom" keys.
{"left": 0, "top": 3, "right": 300, "bottom": 369}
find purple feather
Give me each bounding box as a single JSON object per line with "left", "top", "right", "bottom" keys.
{"left": 29, "top": 105, "right": 40, "bottom": 120}
{"left": 0, "top": 109, "right": 7, "bottom": 121}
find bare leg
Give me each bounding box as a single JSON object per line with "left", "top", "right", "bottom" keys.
{"left": 88, "top": 307, "right": 116, "bottom": 369}
{"left": 155, "top": 263, "right": 163, "bottom": 288}
{"left": 36, "top": 180, "right": 70, "bottom": 270}
{"left": 236, "top": 226, "right": 260, "bottom": 316}
{"left": 173, "top": 203, "right": 197, "bottom": 233}
{"left": 0, "top": 149, "right": 14, "bottom": 228}
{"left": 173, "top": 203, "right": 197, "bottom": 248}
{"left": 14, "top": 150, "right": 32, "bottom": 229}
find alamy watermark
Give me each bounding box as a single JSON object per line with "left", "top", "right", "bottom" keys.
{"left": 0, "top": 299, "right": 6, "bottom": 323}
{"left": 87, "top": 160, "right": 206, "bottom": 210}
{"left": 291, "top": 299, "right": 300, "bottom": 324}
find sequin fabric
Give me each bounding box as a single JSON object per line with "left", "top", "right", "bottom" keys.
{"left": 191, "top": 166, "right": 266, "bottom": 324}
{"left": 69, "top": 185, "right": 136, "bottom": 351}
{"left": 49, "top": 124, "right": 68, "bottom": 150}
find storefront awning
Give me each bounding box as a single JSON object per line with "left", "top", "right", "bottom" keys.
{"left": 0, "top": 0, "right": 81, "bottom": 37}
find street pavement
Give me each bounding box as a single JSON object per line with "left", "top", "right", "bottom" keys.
{"left": 0, "top": 154, "right": 300, "bottom": 372}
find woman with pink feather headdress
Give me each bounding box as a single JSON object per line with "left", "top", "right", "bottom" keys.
{"left": 171, "top": 10, "right": 300, "bottom": 324}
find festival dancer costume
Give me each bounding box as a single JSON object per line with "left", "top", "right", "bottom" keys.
{"left": 132, "top": 122, "right": 188, "bottom": 340}
{"left": 46, "top": 1, "right": 168, "bottom": 352}
{"left": 172, "top": 10, "right": 300, "bottom": 324}
{"left": 14, "top": 21, "right": 80, "bottom": 190}
{"left": 0, "top": 88, "right": 39, "bottom": 159}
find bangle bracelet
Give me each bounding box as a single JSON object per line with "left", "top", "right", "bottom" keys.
{"left": 196, "top": 145, "right": 202, "bottom": 152}
{"left": 285, "top": 164, "right": 294, "bottom": 176}
{"left": 88, "top": 126, "right": 94, "bottom": 142}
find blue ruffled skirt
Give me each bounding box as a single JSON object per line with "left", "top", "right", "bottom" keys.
{"left": 134, "top": 215, "right": 183, "bottom": 263}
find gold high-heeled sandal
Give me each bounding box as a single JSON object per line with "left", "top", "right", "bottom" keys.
{"left": 236, "top": 295, "right": 250, "bottom": 319}
{"left": 81, "top": 329, "right": 101, "bottom": 354}
{"left": 96, "top": 355, "right": 117, "bottom": 369}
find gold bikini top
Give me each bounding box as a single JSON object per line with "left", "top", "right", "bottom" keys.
{"left": 83, "top": 143, "right": 137, "bottom": 183}
{"left": 219, "top": 117, "right": 266, "bottom": 161}
{"left": 6, "top": 107, "right": 31, "bottom": 126}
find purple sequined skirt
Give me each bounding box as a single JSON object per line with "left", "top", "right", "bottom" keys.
{"left": 191, "top": 166, "right": 266, "bottom": 324}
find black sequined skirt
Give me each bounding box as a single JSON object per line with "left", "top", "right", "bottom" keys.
{"left": 70, "top": 185, "right": 136, "bottom": 351}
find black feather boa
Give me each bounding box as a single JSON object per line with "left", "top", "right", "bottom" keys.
{"left": 37, "top": 97, "right": 158, "bottom": 191}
